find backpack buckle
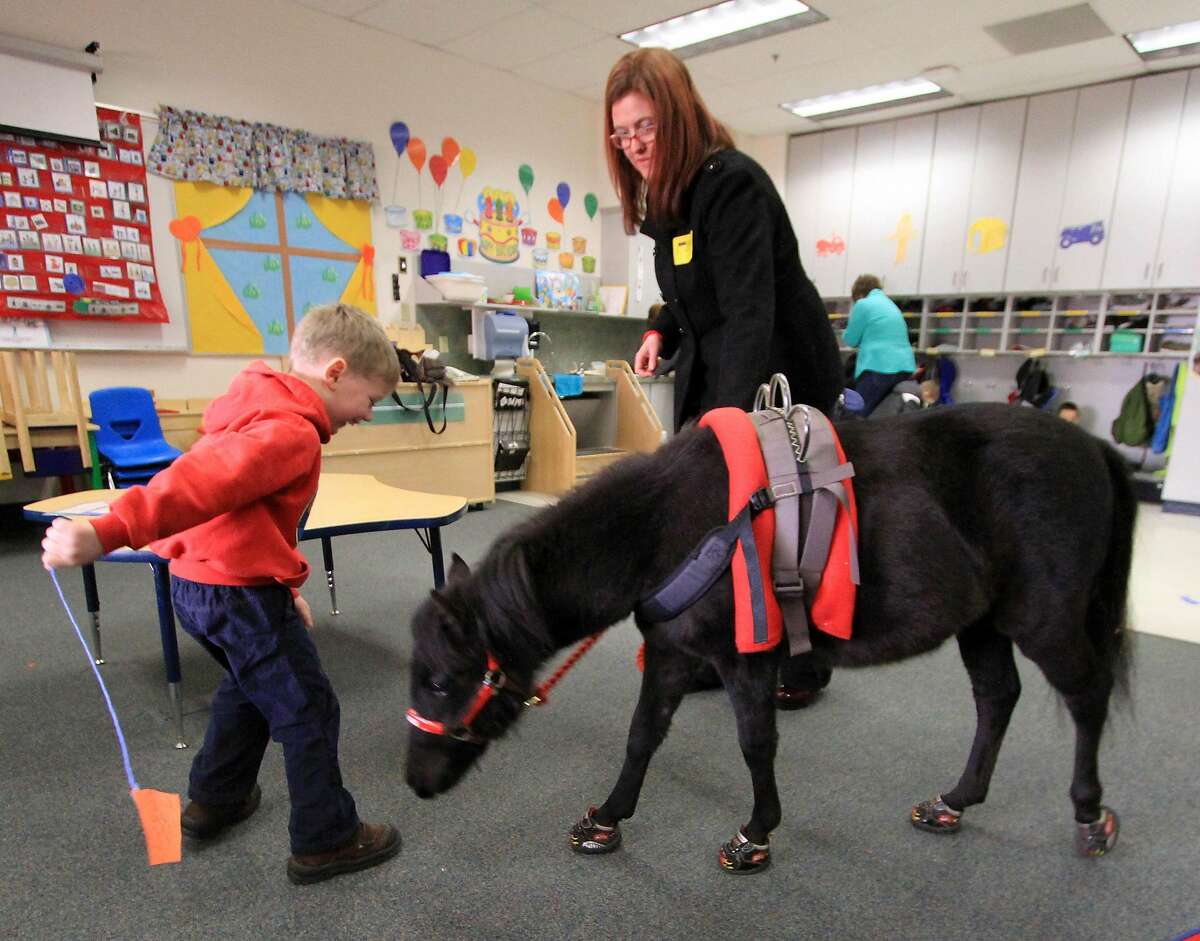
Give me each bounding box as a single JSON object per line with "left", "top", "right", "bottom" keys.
{"left": 749, "top": 488, "right": 775, "bottom": 513}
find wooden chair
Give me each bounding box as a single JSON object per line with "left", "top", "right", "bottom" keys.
{"left": 0, "top": 350, "right": 91, "bottom": 475}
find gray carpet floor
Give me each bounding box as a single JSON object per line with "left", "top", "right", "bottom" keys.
{"left": 1, "top": 501, "right": 1198, "bottom": 941}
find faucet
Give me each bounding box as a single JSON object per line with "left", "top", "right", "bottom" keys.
{"left": 528, "top": 331, "right": 551, "bottom": 355}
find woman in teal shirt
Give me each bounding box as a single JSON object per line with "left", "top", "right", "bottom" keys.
{"left": 843, "top": 274, "right": 917, "bottom": 416}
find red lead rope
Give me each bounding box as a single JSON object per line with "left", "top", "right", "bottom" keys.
{"left": 529, "top": 632, "right": 603, "bottom": 706}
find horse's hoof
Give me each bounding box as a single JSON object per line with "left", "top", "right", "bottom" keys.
{"left": 1075, "top": 807, "right": 1119, "bottom": 857}
{"left": 719, "top": 829, "right": 771, "bottom": 874}
{"left": 910, "top": 795, "right": 963, "bottom": 834}
{"left": 569, "top": 807, "right": 622, "bottom": 855}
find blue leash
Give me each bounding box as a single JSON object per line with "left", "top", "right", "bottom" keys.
{"left": 48, "top": 568, "right": 139, "bottom": 792}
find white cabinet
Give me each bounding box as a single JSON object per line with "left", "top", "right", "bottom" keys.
{"left": 1005, "top": 90, "right": 1077, "bottom": 292}
{"left": 1102, "top": 71, "right": 1189, "bottom": 290}
{"left": 918, "top": 100, "right": 1025, "bottom": 295}
{"left": 1156, "top": 68, "right": 1200, "bottom": 288}
{"left": 885, "top": 115, "right": 936, "bottom": 295}
{"left": 1053, "top": 80, "right": 1132, "bottom": 291}
{"left": 842, "top": 114, "right": 935, "bottom": 296}
{"left": 787, "top": 127, "right": 856, "bottom": 297}
{"left": 961, "top": 98, "right": 1026, "bottom": 294}
{"left": 918, "top": 106, "right": 978, "bottom": 295}
{"left": 844, "top": 121, "right": 895, "bottom": 295}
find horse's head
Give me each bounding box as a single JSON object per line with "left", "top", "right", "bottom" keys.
{"left": 405, "top": 554, "right": 535, "bottom": 798}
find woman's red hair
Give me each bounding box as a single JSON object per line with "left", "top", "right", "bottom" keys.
{"left": 605, "top": 48, "right": 734, "bottom": 234}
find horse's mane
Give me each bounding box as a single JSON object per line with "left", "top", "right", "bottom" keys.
{"left": 460, "top": 425, "right": 719, "bottom": 668}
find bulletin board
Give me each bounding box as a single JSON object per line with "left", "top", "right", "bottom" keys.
{"left": 0, "top": 107, "right": 167, "bottom": 323}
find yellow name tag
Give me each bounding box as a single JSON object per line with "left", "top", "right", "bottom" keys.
{"left": 672, "top": 231, "right": 693, "bottom": 266}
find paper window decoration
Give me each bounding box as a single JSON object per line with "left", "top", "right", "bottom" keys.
{"left": 171, "top": 182, "right": 375, "bottom": 355}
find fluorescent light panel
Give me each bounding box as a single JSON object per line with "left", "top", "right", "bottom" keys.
{"left": 1125, "top": 19, "right": 1200, "bottom": 60}
{"left": 781, "top": 78, "right": 947, "bottom": 120}
{"left": 621, "top": 1, "right": 827, "bottom": 59}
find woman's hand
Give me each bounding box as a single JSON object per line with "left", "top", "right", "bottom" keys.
{"left": 634, "top": 332, "right": 663, "bottom": 376}
{"left": 294, "top": 593, "right": 314, "bottom": 631}
{"left": 41, "top": 517, "right": 104, "bottom": 570}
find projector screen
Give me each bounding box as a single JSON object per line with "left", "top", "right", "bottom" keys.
{"left": 0, "top": 49, "right": 101, "bottom": 145}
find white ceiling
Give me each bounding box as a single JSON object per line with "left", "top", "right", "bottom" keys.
{"left": 293, "top": 0, "right": 1200, "bottom": 136}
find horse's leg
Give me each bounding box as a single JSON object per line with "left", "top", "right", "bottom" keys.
{"left": 1021, "top": 631, "right": 1119, "bottom": 856}
{"left": 568, "top": 641, "right": 692, "bottom": 856}
{"left": 714, "top": 654, "right": 780, "bottom": 874}
{"left": 912, "top": 623, "right": 1020, "bottom": 835}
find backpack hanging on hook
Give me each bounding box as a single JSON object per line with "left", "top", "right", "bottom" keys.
{"left": 393, "top": 347, "right": 452, "bottom": 435}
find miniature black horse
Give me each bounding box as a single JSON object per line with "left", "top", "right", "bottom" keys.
{"left": 405, "top": 403, "right": 1134, "bottom": 872}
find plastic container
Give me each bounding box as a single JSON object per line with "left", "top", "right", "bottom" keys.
{"left": 419, "top": 249, "right": 452, "bottom": 279}
{"left": 1109, "top": 330, "right": 1143, "bottom": 353}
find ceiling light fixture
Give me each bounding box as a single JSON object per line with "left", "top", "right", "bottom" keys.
{"left": 781, "top": 77, "right": 949, "bottom": 120}
{"left": 1125, "top": 19, "right": 1200, "bottom": 61}
{"left": 620, "top": 0, "right": 827, "bottom": 59}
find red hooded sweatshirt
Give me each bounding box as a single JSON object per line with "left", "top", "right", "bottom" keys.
{"left": 91, "top": 361, "right": 331, "bottom": 588}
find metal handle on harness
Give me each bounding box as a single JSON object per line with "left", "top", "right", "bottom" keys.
{"left": 753, "top": 373, "right": 793, "bottom": 413}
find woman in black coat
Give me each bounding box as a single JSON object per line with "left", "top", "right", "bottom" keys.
{"left": 607, "top": 48, "right": 840, "bottom": 707}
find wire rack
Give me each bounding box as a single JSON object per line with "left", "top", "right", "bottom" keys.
{"left": 492, "top": 376, "right": 530, "bottom": 482}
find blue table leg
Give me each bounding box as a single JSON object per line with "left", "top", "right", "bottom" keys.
{"left": 321, "top": 536, "right": 339, "bottom": 615}
{"left": 81, "top": 563, "right": 103, "bottom": 665}
{"left": 429, "top": 526, "right": 446, "bottom": 588}
{"left": 150, "top": 562, "right": 187, "bottom": 750}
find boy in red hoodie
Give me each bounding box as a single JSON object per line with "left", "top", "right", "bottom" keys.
{"left": 42, "top": 304, "right": 403, "bottom": 885}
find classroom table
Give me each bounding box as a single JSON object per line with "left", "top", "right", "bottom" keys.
{"left": 24, "top": 473, "right": 468, "bottom": 747}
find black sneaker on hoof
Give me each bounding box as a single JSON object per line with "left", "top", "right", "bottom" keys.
{"left": 569, "top": 807, "right": 622, "bottom": 854}
{"left": 181, "top": 784, "right": 262, "bottom": 840}
{"left": 287, "top": 822, "right": 401, "bottom": 885}
{"left": 719, "top": 829, "right": 770, "bottom": 874}
{"left": 775, "top": 686, "right": 822, "bottom": 710}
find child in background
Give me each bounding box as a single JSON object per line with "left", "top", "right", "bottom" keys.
{"left": 1057, "top": 401, "right": 1080, "bottom": 423}
{"left": 41, "top": 304, "right": 402, "bottom": 885}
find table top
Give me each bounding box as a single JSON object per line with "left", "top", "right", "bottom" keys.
{"left": 24, "top": 474, "right": 469, "bottom": 538}
{"left": 299, "top": 473, "right": 468, "bottom": 538}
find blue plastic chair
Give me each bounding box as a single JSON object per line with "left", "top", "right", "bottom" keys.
{"left": 89, "top": 387, "right": 183, "bottom": 486}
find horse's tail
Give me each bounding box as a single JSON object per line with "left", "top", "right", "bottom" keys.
{"left": 1090, "top": 442, "right": 1136, "bottom": 698}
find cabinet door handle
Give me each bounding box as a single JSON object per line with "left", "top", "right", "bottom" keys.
{"left": 1156, "top": 261, "right": 1164, "bottom": 281}
{"left": 961, "top": 270, "right": 967, "bottom": 289}
{"left": 1042, "top": 267, "right": 1048, "bottom": 285}
{"left": 1143, "top": 263, "right": 1150, "bottom": 281}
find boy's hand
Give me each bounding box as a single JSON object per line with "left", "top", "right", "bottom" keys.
{"left": 294, "top": 594, "right": 314, "bottom": 631}
{"left": 41, "top": 517, "right": 104, "bottom": 570}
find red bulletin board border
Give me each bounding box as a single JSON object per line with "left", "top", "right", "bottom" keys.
{"left": 0, "top": 107, "right": 168, "bottom": 323}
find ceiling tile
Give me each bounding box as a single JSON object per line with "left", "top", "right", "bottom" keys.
{"left": 945, "top": 35, "right": 1143, "bottom": 98}
{"left": 538, "top": 0, "right": 711, "bottom": 35}
{"left": 1090, "top": 0, "right": 1200, "bottom": 35}
{"left": 442, "top": 7, "right": 608, "bottom": 67}
{"left": 511, "top": 37, "right": 633, "bottom": 92}
{"left": 683, "top": 17, "right": 874, "bottom": 79}
{"left": 353, "top": 0, "right": 533, "bottom": 46}
{"left": 292, "top": 0, "right": 383, "bottom": 15}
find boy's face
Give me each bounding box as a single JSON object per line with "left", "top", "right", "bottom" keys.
{"left": 322, "top": 360, "right": 395, "bottom": 431}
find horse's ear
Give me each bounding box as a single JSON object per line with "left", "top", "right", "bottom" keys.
{"left": 448, "top": 553, "right": 471, "bottom": 583}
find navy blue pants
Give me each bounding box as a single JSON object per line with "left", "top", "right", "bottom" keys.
{"left": 170, "top": 577, "right": 359, "bottom": 855}
{"left": 854, "top": 370, "right": 913, "bottom": 417}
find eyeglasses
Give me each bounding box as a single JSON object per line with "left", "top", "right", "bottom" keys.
{"left": 609, "top": 120, "right": 657, "bottom": 149}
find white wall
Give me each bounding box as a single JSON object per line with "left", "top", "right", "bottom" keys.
{"left": 3, "top": 0, "right": 608, "bottom": 397}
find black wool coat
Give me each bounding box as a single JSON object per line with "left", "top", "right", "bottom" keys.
{"left": 641, "top": 148, "right": 843, "bottom": 432}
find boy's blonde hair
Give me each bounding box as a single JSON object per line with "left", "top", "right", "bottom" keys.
{"left": 291, "top": 304, "right": 400, "bottom": 387}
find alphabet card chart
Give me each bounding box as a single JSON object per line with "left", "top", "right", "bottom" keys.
{"left": 0, "top": 107, "right": 167, "bottom": 323}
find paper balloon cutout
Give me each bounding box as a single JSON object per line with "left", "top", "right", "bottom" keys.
{"left": 584, "top": 192, "right": 598, "bottom": 220}
{"left": 429, "top": 155, "right": 448, "bottom": 188}
{"left": 518, "top": 163, "right": 534, "bottom": 195}
{"left": 389, "top": 121, "right": 410, "bottom": 157}
{"left": 408, "top": 137, "right": 427, "bottom": 173}
{"left": 548, "top": 198, "right": 564, "bottom": 225}
{"left": 459, "top": 148, "right": 477, "bottom": 179}
{"left": 441, "top": 137, "right": 460, "bottom": 166}
{"left": 556, "top": 182, "right": 570, "bottom": 210}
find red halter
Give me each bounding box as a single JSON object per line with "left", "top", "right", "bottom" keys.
{"left": 405, "top": 634, "right": 602, "bottom": 744}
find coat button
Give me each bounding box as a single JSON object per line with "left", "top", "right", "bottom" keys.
{"left": 705, "top": 158, "right": 723, "bottom": 173}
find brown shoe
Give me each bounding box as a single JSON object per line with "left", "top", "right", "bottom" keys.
{"left": 181, "top": 784, "right": 262, "bottom": 840}
{"left": 775, "top": 686, "right": 823, "bottom": 711}
{"left": 287, "top": 822, "right": 401, "bottom": 885}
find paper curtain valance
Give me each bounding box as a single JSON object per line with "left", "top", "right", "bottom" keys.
{"left": 148, "top": 106, "right": 378, "bottom": 201}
